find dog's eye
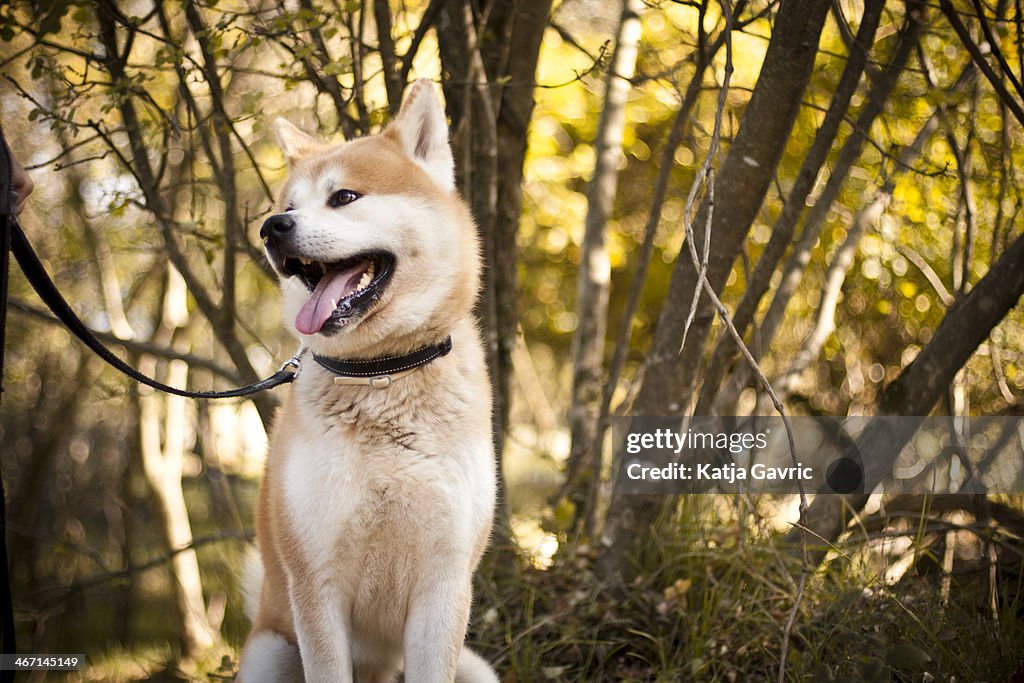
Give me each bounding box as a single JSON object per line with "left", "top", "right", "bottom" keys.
{"left": 328, "top": 189, "right": 361, "bottom": 208}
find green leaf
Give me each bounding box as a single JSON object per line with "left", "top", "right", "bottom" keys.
{"left": 323, "top": 62, "right": 348, "bottom": 76}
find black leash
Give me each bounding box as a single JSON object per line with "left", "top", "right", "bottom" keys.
{"left": 1, "top": 130, "right": 20, "bottom": 682}
{"left": 9, "top": 216, "right": 453, "bottom": 391}
{"left": 0, "top": 126, "right": 298, "bottom": 669}
{"left": 6, "top": 217, "right": 303, "bottom": 399}
{"left": 0, "top": 128, "right": 455, "bottom": 666}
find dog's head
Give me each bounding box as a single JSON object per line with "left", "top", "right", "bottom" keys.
{"left": 262, "top": 80, "right": 480, "bottom": 357}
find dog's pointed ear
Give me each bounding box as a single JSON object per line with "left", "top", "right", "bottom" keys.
{"left": 388, "top": 79, "right": 455, "bottom": 191}
{"left": 274, "top": 119, "right": 322, "bottom": 166}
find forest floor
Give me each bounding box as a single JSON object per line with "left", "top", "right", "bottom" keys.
{"left": 57, "top": 495, "right": 1024, "bottom": 682}
{"left": 465, "top": 519, "right": 1024, "bottom": 682}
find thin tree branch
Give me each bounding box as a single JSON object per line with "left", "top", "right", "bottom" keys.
{"left": 969, "top": 0, "right": 1024, "bottom": 100}
{"left": 694, "top": 0, "right": 886, "bottom": 414}
{"left": 29, "top": 531, "right": 254, "bottom": 604}
{"left": 940, "top": 0, "right": 1024, "bottom": 124}
{"left": 10, "top": 300, "right": 246, "bottom": 385}
{"left": 399, "top": 0, "right": 445, "bottom": 86}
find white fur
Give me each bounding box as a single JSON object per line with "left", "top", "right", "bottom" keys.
{"left": 237, "top": 632, "right": 304, "bottom": 682}
{"left": 240, "top": 547, "right": 264, "bottom": 624}
{"left": 455, "top": 648, "right": 500, "bottom": 683}
{"left": 269, "top": 328, "right": 496, "bottom": 681}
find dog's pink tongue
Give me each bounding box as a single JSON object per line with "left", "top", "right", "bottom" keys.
{"left": 295, "top": 262, "right": 369, "bottom": 335}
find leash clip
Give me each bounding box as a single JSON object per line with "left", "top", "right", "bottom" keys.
{"left": 279, "top": 347, "right": 306, "bottom": 380}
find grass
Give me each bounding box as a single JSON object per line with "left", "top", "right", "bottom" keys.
{"left": 44, "top": 494, "right": 1024, "bottom": 682}
{"left": 464, "top": 496, "right": 1024, "bottom": 682}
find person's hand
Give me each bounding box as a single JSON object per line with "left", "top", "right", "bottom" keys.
{"left": 11, "top": 154, "right": 34, "bottom": 214}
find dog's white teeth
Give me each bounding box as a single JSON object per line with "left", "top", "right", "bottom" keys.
{"left": 357, "top": 265, "right": 375, "bottom": 290}
{"left": 299, "top": 257, "right": 313, "bottom": 266}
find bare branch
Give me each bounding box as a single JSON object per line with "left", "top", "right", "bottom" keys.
{"left": 29, "top": 531, "right": 253, "bottom": 604}
{"left": 10, "top": 300, "right": 246, "bottom": 385}
{"left": 969, "top": 0, "right": 1024, "bottom": 101}
{"left": 399, "top": 0, "right": 445, "bottom": 86}
{"left": 940, "top": 0, "right": 1024, "bottom": 125}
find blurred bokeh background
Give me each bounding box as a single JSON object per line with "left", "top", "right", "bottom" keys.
{"left": 1, "top": 0, "right": 1023, "bottom": 679}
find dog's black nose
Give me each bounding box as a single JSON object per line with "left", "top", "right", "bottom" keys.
{"left": 260, "top": 214, "right": 295, "bottom": 241}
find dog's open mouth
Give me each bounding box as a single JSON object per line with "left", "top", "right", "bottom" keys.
{"left": 278, "top": 251, "right": 395, "bottom": 335}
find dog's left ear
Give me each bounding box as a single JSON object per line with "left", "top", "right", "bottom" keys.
{"left": 388, "top": 79, "right": 455, "bottom": 191}
{"left": 275, "top": 119, "right": 322, "bottom": 166}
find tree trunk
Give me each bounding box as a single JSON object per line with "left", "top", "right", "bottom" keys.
{"left": 571, "top": 19, "right": 734, "bottom": 535}
{"left": 791, "top": 228, "right": 1024, "bottom": 554}
{"left": 137, "top": 267, "right": 217, "bottom": 658}
{"left": 693, "top": 0, "right": 885, "bottom": 414}
{"left": 598, "top": 0, "right": 832, "bottom": 583}
{"left": 718, "top": 2, "right": 925, "bottom": 408}
{"left": 566, "top": 0, "right": 643, "bottom": 536}
{"left": 438, "top": 0, "right": 554, "bottom": 571}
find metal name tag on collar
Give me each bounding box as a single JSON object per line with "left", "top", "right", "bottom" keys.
{"left": 332, "top": 367, "right": 417, "bottom": 388}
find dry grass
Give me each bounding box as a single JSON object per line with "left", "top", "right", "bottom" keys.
{"left": 50, "top": 495, "right": 1024, "bottom": 682}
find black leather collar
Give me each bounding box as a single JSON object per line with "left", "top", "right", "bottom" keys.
{"left": 312, "top": 336, "right": 453, "bottom": 379}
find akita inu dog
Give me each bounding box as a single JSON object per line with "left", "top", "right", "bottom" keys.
{"left": 236, "top": 80, "right": 498, "bottom": 683}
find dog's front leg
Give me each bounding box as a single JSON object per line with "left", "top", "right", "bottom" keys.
{"left": 289, "top": 581, "right": 354, "bottom": 683}
{"left": 402, "top": 573, "right": 473, "bottom": 683}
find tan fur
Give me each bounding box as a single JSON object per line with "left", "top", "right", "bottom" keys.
{"left": 237, "top": 80, "right": 497, "bottom": 683}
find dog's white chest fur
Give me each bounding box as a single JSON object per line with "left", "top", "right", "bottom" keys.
{"left": 280, "top": 380, "right": 495, "bottom": 577}
{"left": 243, "top": 337, "right": 497, "bottom": 681}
